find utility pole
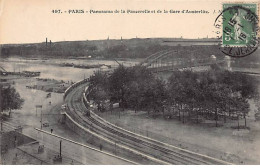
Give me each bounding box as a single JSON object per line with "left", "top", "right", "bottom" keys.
{"left": 1, "top": 119, "right": 3, "bottom": 132}
{"left": 238, "top": 115, "right": 240, "bottom": 131}
{"left": 172, "top": 52, "right": 174, "bottom": 70}
{"left": 36, "top": 105, "right": 42, "bottom": 127}
{"left": 114, "top": 142, "right": 116, "bottom": 155}
{"left": 40, "top": 107, "right": 42, "bottom": 129}
{"left": 60, "top": 140, "right": 62, "bottom": 157}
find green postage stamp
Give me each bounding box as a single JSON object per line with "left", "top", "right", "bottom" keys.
{"left": 222, "top": 3, "right": 258, "bottom": 46}
{"left": 215, "top": 2, "right": 259, "bottom": 57}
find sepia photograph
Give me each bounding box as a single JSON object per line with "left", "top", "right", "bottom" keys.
{"left": 0, "top": 0, "right": 260, "bottom": 165}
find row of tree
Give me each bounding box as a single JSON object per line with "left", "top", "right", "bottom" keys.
{"left": 88, "top": 65, "right": 259, "bottom": 126}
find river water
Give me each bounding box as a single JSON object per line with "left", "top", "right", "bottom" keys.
{"left": 0, "top": 57, "right": 140, "bottom": 128}
{"left": 0, "top": 57, "right": 139, "bottom": 82}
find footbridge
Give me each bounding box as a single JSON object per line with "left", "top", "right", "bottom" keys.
{"left": 140, "top": 50, "right": 229, "bottom": 72}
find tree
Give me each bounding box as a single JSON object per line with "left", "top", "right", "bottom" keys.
{"left": 0, "top": 85, "right": 24, "bottom": 113}
{"left": 88, "top": 71, "right": 109, "bottom": 111}
{"left": 167, "top": 71, "right": 186, "bottom": 121}
{"left": 89, "top": 71, "right": 108, "bottom": 90}
{"left": 205, "top": 83, "right": 232, "bottom": 127}
{"left": 167, "top": 70, "right": 200, "bottom": 123}
{"left": 90, "top": 88, "right": 109, "bottom": 112}
{"left": 108, "top": 65, "right": 130, "bottom": 108}
{"left": 124, "top": 81, "right": 140, "bottom": 112}
{"left": 142, "top": 78, "right": 166, "bottom": 115}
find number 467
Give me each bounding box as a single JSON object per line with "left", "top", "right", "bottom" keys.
{"left": 52, "top": 10, "right": 61, "bottom": 13}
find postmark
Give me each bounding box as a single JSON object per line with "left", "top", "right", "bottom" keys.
{"left": 214, "top": 3, "right": 259, "bottom": 58}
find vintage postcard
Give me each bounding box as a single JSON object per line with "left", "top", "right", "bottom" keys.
{"left": 0, "top": 0, "right": 260, "bottom": 165}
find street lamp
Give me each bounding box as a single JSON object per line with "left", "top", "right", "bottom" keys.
{"left": 35, "top": 105, "right": 43, "bottom": 129}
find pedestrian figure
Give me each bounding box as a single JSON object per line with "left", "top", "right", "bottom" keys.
{"left": 99, "top": 144, "right": 103, "bottom": 151}
{"left": 51, "top": 129, "right": 53, "bottom": 133}
{"left": 110, "top": 103, "right": 113, "bottom": 114}
{"left": 14, "top": 136, "right": 17, "bottom": 147}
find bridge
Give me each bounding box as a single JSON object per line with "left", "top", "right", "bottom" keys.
{"left": 139, "top": 50, "right": 229, "bottom": 73}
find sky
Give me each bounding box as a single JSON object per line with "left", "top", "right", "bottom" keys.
{"left": 0, "top": 0, "right": 255, "bottom": 44}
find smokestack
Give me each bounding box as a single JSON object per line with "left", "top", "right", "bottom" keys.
{"left": 46, "top": 38, "right": 48, "bottom": 46}
{"left": 50, "top": 40, "right": 52, "bottom": 46}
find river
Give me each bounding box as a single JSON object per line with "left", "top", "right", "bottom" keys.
{"left": 0, "top": 57, "right": 140, "bottom": 81}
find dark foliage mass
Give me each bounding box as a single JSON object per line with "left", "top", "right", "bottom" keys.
{"left": 0, "top": 85, "right": 24, "bottom": 112}
{"left": 89, "top": 65, "right": 259, "bottom": 125}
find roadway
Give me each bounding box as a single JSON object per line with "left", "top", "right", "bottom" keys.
{"left": 4, "top": 111, "right": 134, "bottom": 164}
{"left": 65, "top": 82, "right": 232, "bottom": 165}
{"left": 26, "top": 128, "right": 135, "bottom": 164}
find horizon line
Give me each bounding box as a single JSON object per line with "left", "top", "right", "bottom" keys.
{"left": 0, "top": 36, "right": 218, "bottom": 45}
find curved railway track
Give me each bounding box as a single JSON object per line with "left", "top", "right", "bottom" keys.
{"left": 65, "top": 83, "right": 231, "bottom": 165}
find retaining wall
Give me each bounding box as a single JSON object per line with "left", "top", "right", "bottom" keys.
{"left": 1, "top": 131, "right": 36, "bottom": 150}
{"left": 62, "top": 112, "right": 155, "bottom": 164}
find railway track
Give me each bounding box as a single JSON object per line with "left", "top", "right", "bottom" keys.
{"left": 65, "top": 83, "right": 231, "bottom": 165}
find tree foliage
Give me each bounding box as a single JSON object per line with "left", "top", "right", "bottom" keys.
{"left": 0, "top": 85, "right": 24, "bottom": 112}
{"left": 88, "top": 65, "right": 258, "bottom": 124}
{"left": 167, "top": 69, "right": 258, "bottom": 124}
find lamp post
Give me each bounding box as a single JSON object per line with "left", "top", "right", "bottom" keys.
{"left": 1, "top": 118, "right": 3, "bottom": 132}
{"left": 60, "top": 140, "right": 62, "bottom": 157}
{"left": 36, "top": 105, "right": 43, "bottom": 129}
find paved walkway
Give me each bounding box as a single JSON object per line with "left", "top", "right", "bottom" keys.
{"left": 18, "top": 142, "right": 82, "bottom": 165}
{"left": 22, "top": 128, "right": 133, "bottom": 165}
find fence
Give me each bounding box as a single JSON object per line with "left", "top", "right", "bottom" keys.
{"left": 82, "top": 86, "right": 91, "bottom": 116}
